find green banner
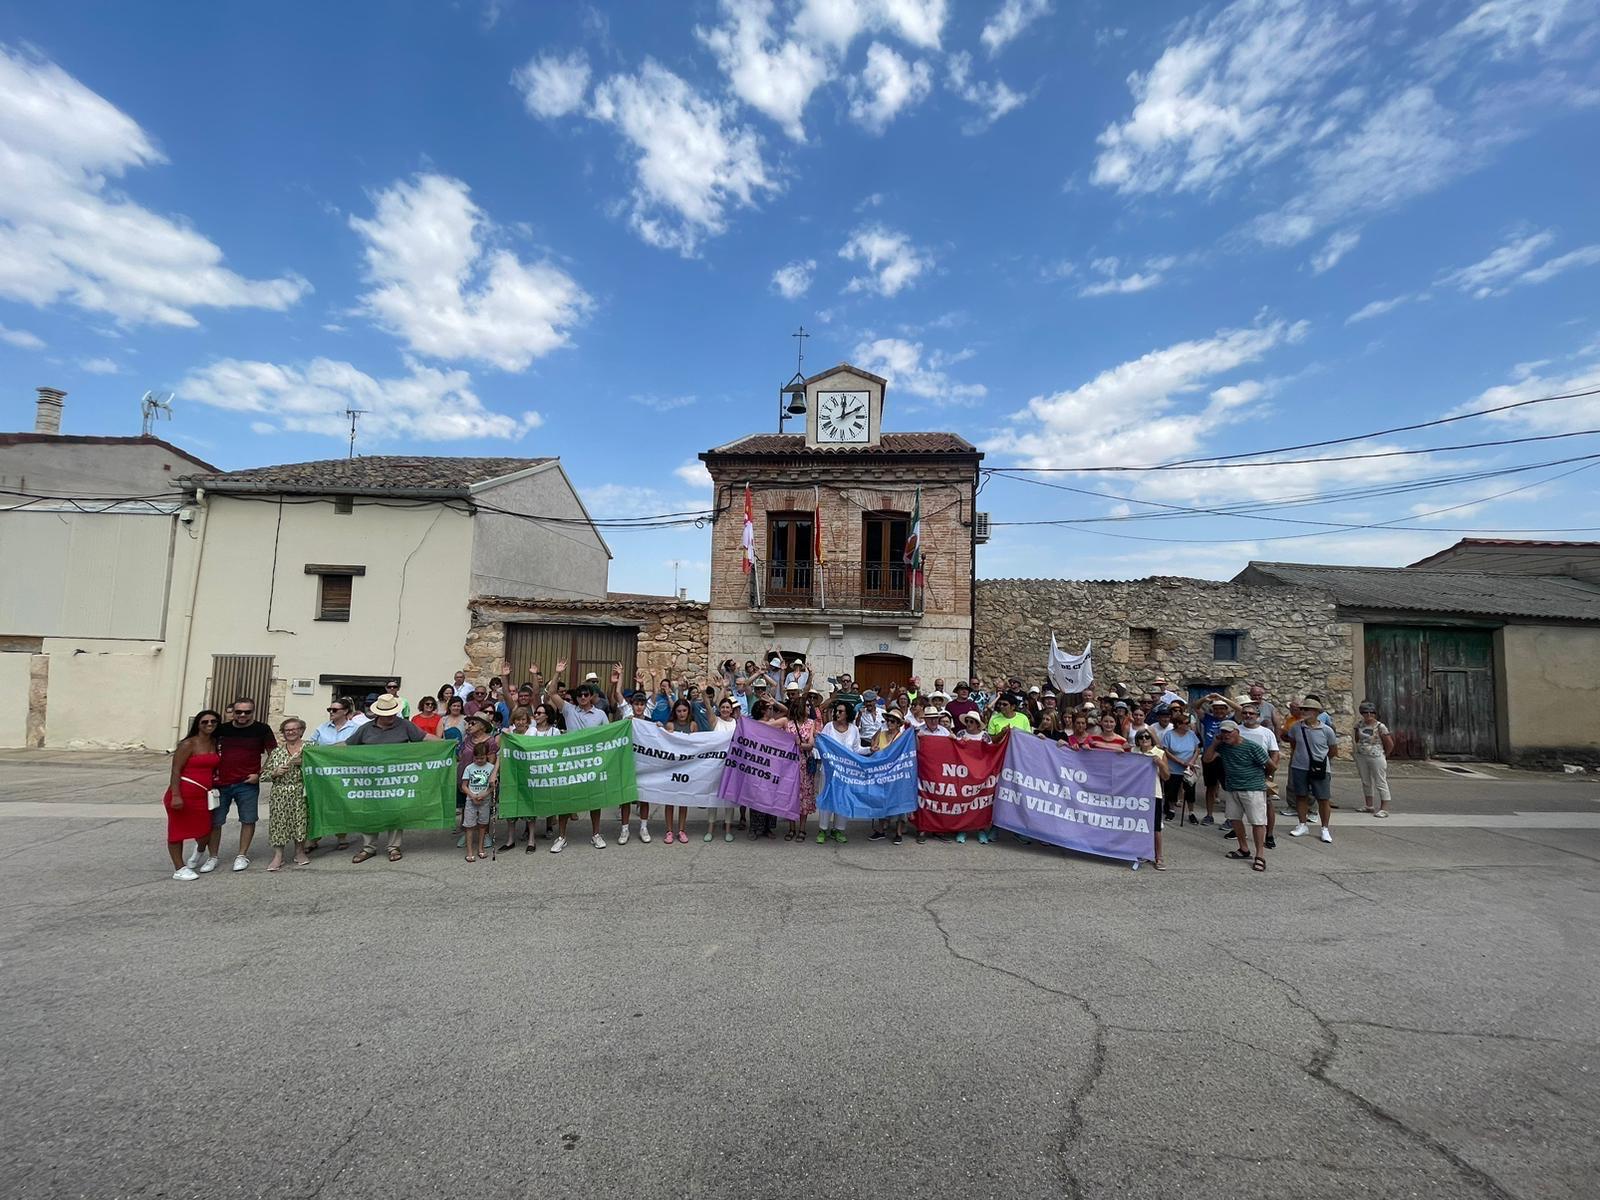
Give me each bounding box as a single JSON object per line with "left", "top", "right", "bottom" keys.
{"left": 302, "top": 741, "right": 459, "bottom": 838}
{"left": 498, "top": 721, "right": 637, "bottom": 818}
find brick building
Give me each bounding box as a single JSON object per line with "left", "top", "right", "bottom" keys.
{"left": 700, "top": 363, "right": 982, "bottom": 694}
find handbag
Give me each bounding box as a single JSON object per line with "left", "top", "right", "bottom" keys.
{"left": 207, "top": 788, "right": 222, "bottom": 810}
{"left": 1300, "top": 728, "right": 1328, "bottom": 780}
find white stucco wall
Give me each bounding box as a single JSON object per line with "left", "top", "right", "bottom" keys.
{"left": 1501, "top": 624, "right": 1600, "bottom": 755}
{"left": 470, "top": 464, "right": 610, "bottom": 601}
{"left": 0, "top": 510, "right": 175, "bottom": 639}
{"left": 174, "top": 493, "right": 475, "bottom": 734}
{"left": 40, "top": 638, "right": 173, "bottom": 749}
{"left": 0, "top": 652, "right": 31, "bottom": 747}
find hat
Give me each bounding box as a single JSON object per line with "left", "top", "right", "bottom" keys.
{"left": 467, "top": 711, "right": 496, "bottom": 730}
{"left": 861, "top": 689, "right": 878, "bottom": 702}
{"left": 1209, "top": 697, "right": 1230, "bottom": 708}
{"left": 1218, "top": 719, "right": 1240, "bottom": 733}
{"left": 1358, "top": 701, "right": 1377, "bottom": 714}
{"left": 1233, "top": 696, "right": 1253, "bottom": 708}
{"left": 929, "top": 691, "right": 949, "bottom": 702}
{"left": 960, "top": 710, "right": 983, "bottom": 726}
{"left": 1298, "top": 696, "right": 1324, "bottom": 711}
{"left": 955, "top": 681, "right": 971, "bottom": 691}
{"left": 1028, "top": 685, "right": 1041, "bottom": 694}
{"left": 785, "top": 683, "right": 800, "bottom": 693}
{"left": 886, "top": 711, "right": 903, "bottom": 724}
{"left": 370, "top": 694, "right": 403, "bottom": 717}
{"left": 584, "top": 672, "right": 599, "bottom": 682}
{"left": 769, "top": 657, "right": 783, "bottom": 668}
{"left": 926, "top": 708, "right": 946, "bottom": 719}
{"left": 752, "top": 677, "right": 770, "bottom": 689}
{"left": 1113, "top": 700, "right": 1130, "bottom": 710}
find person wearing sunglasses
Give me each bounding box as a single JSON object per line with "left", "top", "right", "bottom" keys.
{"left": 1158, "top": 711, "right": 1201, "bottom": 825}
{"left": 165, "top": 710, "right": 222, "bottom": 880}
{"left": 207, "top": 697, "right": 277, "bottom": 873}
{"left": 304, "top": 698, "right": 360, "bottom": 853}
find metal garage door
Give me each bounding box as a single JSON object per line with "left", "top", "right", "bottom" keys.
{"left": 209, "top": 654, "right": 274, "bottom": 713}
{"left": 1364, "top": 626, "right": 1497, "bottom": 760}
{"left": 504, "top": 623, "right": 637, "bottom": 693}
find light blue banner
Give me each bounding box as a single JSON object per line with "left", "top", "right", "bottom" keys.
{"left": 815, "top": 730, "right": 919, "bottom": 818}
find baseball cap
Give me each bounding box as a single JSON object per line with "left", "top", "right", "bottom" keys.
{"left": 1218, "top": 719, "right": 1240, "bottom": 732}
{"left": 861, "top": 689, "right": 878, "bottom": 702}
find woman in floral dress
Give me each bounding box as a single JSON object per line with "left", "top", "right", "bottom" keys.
{"left": 264, "top": 716, "right": 310, "bottom": 871}
{"left": 786, "top": 705, "right": 819, "bottom": 842}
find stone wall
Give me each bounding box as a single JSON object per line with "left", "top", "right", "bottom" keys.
{"left": 974, "top": 577, "right": 1356, "bottom": 728}
{"left": 465, "top": 594, "right": 710, "bottom": 683}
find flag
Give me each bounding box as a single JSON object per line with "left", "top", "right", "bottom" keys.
{"left": 813, "top": 484, "right": 824, "bottom": 564}
{"left": 904, "top": 485, "right": 924, "bottom": 588}
{"left": 1048, "top": 633, "right": 1094, "bottom": 693}
{"left": 741, "top": 482, "right": 755, "bottom": 574}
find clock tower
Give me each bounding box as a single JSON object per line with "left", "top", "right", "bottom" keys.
{"left": 804, "top": 364, "right": 886, "bottom": 449}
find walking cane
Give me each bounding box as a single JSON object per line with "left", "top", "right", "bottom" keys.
{"left": 488, "top": 780, "right": 500, "bottom": 861}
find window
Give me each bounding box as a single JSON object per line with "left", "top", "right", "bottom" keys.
{"left": 305, "top": 564, "right": 365, "bottom": 622}
{"left": 1213, "top": 631, "right": 1242, "bottom": 661}
{"left": 766, "top": 513, "right": 815, "bottom": 603}
{"left": 1127, "top": 626, "right": 1156, "bottom": 663}
{"left": 861, "top": 513, "right": 909, "bottom": 603}
{"left": 333, "top": 496, "right": 353, "bottom": 514}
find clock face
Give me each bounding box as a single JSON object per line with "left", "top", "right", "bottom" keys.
{"left": 816, "top": 391, "right": 870, "bottom": 443}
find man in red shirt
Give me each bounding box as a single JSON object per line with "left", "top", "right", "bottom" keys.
{"left": 206, "top": 697, "right": 278, "bottom": 873}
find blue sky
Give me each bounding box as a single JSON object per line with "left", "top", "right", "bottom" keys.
{"left": 2, "top": 0, "right": 1598, "bottom": 597}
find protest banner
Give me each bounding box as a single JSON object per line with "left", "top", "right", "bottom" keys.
{"left": 1048, "top": 633, "right": 1094, "bottom": 694}
{"left": 814, "top": 729, "right": 919, "bottom": 819}
{"left": 631, "top": 720, "right": 733, "bottom": 808}
{"left": 913, "top": 733, "right": 1007, "bottom": 833}
{"left": 498, "top": 721, "right": 636, "bottom": 818}
{"left": 991, "top": 733, "right": 1157, "bottom": 864}
{"left": 715, "top": 716, "right": 803, "bottom": 820}
{"left": 302, "top": 741, "right": 458, "bottom": 839}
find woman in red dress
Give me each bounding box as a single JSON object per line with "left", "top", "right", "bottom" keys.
{"left": 165, "top": 709, "right": 221, "bottom": 881}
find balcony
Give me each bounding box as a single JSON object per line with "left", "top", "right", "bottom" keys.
{"left": 749, "top": 558, "right": 922, "bottom": 615}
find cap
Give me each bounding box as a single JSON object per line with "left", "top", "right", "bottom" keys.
{"left": 370, "top": 694, "right": 403, "bottom": 717}
{"left": 1113, "top": 700, "right": 1130, "bottom": 710}
{"left": 1218, "top": 719, "right": 1240, "bottom": 732}
{"left": 861, "top": 689, "right": 878, "bottom": 702}
{"left": 1029, "top": 685, "right": 1041, "bottom": 694}
{"left": 1358, "top": 701, "right": 1377, "bottom": 714}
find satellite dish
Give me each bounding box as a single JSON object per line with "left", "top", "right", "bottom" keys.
{"left": 140, "top": 390, "right": 174, "bottom": 436}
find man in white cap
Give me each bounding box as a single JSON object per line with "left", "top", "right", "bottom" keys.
{"left": 1286, "top": 696, "right": 1339, "bottom": 843}
{"left": 856, "top": 690, "right": 884, "bottom": 751}
{"left": 542, "top": 660, "right": 612, "bottom": 849}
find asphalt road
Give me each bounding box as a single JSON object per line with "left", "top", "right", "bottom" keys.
{"left": 2, "top": 751, "right": 1598, "bottom": 1199}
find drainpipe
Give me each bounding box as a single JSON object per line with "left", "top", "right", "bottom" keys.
{"left": 168, "top": 486, "right": 210, "bottom": 747}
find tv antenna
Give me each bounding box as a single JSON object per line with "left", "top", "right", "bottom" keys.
{"left": 140, "top": 391, "right": 174, "bottom": 436}
{"left": 344, "top": 407, "right": 367, "bottom": 460}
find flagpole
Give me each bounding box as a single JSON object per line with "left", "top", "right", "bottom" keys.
{"left": 815, "top": 483, "right": 825, "bottom": 610}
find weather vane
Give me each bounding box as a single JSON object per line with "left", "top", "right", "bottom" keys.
{"left": 792, "top": 324, "right": 809, "bottom": 374}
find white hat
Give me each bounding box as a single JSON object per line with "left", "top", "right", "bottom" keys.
{"left": 584, "top": 672, "right": 599, "bottom": 682}
{"left": 960, "top": 710, "right": 984, "bottom": 726}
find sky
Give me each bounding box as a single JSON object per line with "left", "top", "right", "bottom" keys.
{"left": 2, "top": 0, "right": 1598, "bottom": 599}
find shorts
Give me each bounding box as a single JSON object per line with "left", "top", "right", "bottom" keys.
{"left": 211, "top": 781, "right": 259, "bottom": 827}
{"left": 1289, "top": 767, "right": 1331, "bottom": 801}
{"left": 462, "top": 798, "right": 491, "bottom": 828}
{"left": 1202, "top": 758, "right": 1225, "bottom": 789}
{"left": 1224, "top": 789, "right": 1268, "bottom": 826}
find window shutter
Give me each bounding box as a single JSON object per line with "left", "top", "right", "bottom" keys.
{"left": 319, "top": 573, "right": 353, "bottom": 621}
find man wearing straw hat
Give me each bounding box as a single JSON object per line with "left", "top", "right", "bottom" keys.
{"left": 1285, "top": 696, "right": 1340, "bottom": 843}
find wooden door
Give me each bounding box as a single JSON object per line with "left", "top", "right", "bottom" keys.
{"left": 505, "top": 623, "right": 637, "bottom": 692}
{"left": 853, "top": 652, "right": 912, "bottom": 695}
{"left": 1364, "top": 625, "right": 1497, "bottom": 760}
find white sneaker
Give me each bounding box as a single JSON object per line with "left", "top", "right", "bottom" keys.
{"left": 639, "top": 822, "right": 652, "bottom": 843}
{"left": 198, "top": 855, "right": 220, "bottom": 873}
{"left": 232, "top": 854, "right": 250, "bottom": 872}
{"left": 1278, "top": 807, "right": 1298, "bottom": 818}
{"left": 618, "top": 824, "right": 630, "bottom": 846}
{"left": 549, "top": 836, "right": 567, "bottom": 854}
{"left": 1319, "top": 827, "right": 1333, "bottom": 843}
{"left": 590, "top": 834, "right": 607, "bottom": 849}
{"left": 185, "top": 847, "right": 204, "bottom": 869}
{"left": 172, "top": 866, "right": 199, "bottom": 881}
{"left": 1288, "top": 823, "right": 1310, "bottom": 838}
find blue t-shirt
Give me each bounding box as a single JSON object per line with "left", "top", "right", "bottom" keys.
{"left": 1199, "top": 713, "right": 1224, "bottom": 749}
{"left": 1160, "top": 727, "right": 1200, "bottom": 765}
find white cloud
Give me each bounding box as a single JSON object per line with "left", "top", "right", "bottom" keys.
{"left": 1091, "top": 0, "right": 1359, "bottom": 195}
{"left": 847, "top": 42, "right": 932, "bottom": 134}
{"left": 697, "top": 0, "right": 833, "bottom": 140}
{"left": 981, "top": 0, "right": 1050, "bottom": 56}
{"left": 1440, "top": 229, "right": 1600, "bottom": 297}
{"left": 350, "top": 173, "right": 591, "bottom": 371}
{"left": 946, "top": 52, "right": 1027, "bottom": 129}
{"left": 78, "top": 356, "right": 119, "bottom": 374}
{"left": 1427, "top": 0, "right": 1599, "bottom": 63}
{"left": 1310, "top": 229, "right": 1360, "bottom": 274}
{"left": 674, "top": 460, "right": 714, "bottom": 488}
{"left": 0, "top": 46, "right": 308, "bottom": 327}
{"left": 1077, "top": 256, "right": 1165, "bottom": 297}
{"left": 588, "top": 61, "right": 778, "bottom": 255}
{"left": 793, "top": 0, "right": 950, "bottom": 51}
{"left": 1346, "top": 293, "right": 1417, "bottom": 324}
{"left": 852, "top": 336, "right": 986, "bottom": 404}
{"left": 0, "top": 323, "right": 44, "bottom": 349}
{"left": 512, "top": 50, "right": 591, "bottom": 119}
{"left": 631, "top": 394, "right": 697, "bottom": 412}
{"left": 840, "top": 224, "right": 933, "bottom": 296}
{"left": 771, "top": 258, "right": 816, "bottom": 298}
{"left": 180, "top": 357, "right": 544, "bottom": 442}
{"left": 1459, "top": 358, "right": 1600, "bottom": 434}
{"left": 984, "top": 319, "right": 1306, "bottom": 469}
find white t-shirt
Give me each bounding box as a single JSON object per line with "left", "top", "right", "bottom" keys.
{"left": 1239, "top": 724, "right": 1280, "bottom": 757}
{"left": 921, "top": 724, "right": 952, "bottom": 738}
{"left": 819, "top": 721, "right": 857, "bottom": 750}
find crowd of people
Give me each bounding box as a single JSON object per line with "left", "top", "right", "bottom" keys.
{"left": 161, "top": 653, "right": 1396, "bottom": 880}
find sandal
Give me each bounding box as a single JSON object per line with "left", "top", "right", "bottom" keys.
{"left": 1375, "top": 809, "right": 1390, "bottom": 818}
{"left": 783, "top": 829, "right": 794, "bottom": 841}
{"left": 1225, "top": 849, "right": 1253, "bottom": 861}
{"left": 525, "top": 840, "right": 538, "bottom": 852}
{"left": 293, "top": 858, "right": 312, "bottom": 868}
{"left": 1361, "top": 805, "right": 1375, "bottom": 814}
{"left": 305, "top": 839, "right": 320, "bottom": 852}
{"left": 335, "top": 840, "right": 349, "bottom": 850}
{"left": 465, "top": 854, "right": 476, "bottom": 863}
{"left": 352, "top": 848, "right": 377, "bottom": 863}
{"left": 1153, "top": 858, "right": 1168, "bottom": 871}
{"left": 388, "top": 848, "right": 403, "bottom": 862}
{"left": 1251, "top": 856, "right": 1267, "bottom": 871}
{"left": 266, "top": 862, "right": 282, "bottom": 872}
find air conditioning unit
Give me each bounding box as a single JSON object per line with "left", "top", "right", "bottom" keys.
{"left": 974, "top": 512, "right": 991, "bottom": 544}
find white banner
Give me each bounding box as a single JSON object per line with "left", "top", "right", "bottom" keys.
{"left": 630, "top": 720, "right": 733, "bottom": 808}
{"left": 1048, "top": 634, "right": 1094, "bottom": 694}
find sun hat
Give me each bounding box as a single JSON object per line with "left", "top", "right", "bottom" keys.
{"left": 467, "top": 711, "right": 496, "bottom": 730}
{"left": 1028, "top": 685, "right": 1041, "bottom": 694}
{"left": 960, "top": 710, "right": 983, "bottom": 726}
{"left": 886, "top": 711, "right": 903, "bottom": 724}
{"left": 769, "top": 656, "right": 783, "bottom": 668}
{"left": 1299, "top": 696, "right": 1324, "bottom": 711}
{"left": 929, "top": 690, "right": 949, "bottom": 702}
{"left": 861, "top": 689, "right": 878, "bottom": 702}
{"left": 955, "top": 681, "right": 970, "bottom": 691}
{"left": 370, "top": 694, "right": 403, "bottom": 717}
{"left": 584, "top": 672, "right": 599, "bottom": 682}
{"left": 752, "top": 677, "right": 770, "bottom": 689}
{"left": 785, "top": 683, "right": 800, "bottom": 693}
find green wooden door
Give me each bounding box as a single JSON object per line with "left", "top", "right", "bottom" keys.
{"left": 1364, "top": 625, "right": 1497, "bottom": 760}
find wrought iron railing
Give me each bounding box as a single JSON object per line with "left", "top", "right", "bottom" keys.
{"left": 750, "top": 558, "right": 921, "bottom": 613}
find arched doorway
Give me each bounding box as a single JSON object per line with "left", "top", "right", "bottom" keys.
{"left": 853, "top": 653, "right": 912, "bottom": 695}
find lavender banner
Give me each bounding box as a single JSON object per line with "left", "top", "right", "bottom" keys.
{"left": 715, "top": 716, "right": 803, "bottom": 821}
{"left": 992, "top": 734, "right": 1158, "bottom": 864}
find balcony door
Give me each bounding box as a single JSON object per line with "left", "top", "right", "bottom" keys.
{"left": 861, "top": 513, "right": 909, "bottom": 609}
{"left": 767, "top": 513, "right": 815, "bottom": 605}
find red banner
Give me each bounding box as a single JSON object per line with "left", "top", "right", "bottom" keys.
{"left": 913, "top": 734, "right": 1008, "bottom": 833}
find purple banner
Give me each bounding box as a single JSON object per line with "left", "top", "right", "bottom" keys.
{"left": 716, "top": 717, "right": 803, "bottom": 820}
{"left": 992, "top": 734, "right": 1157, "bottom": 864}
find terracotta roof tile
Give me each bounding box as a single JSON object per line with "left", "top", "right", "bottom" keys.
{"left": 704, "top": 432, "right": 980, "bottom": 457}
{"left": 186, "top": 455, "right": 553, "bottom": 495}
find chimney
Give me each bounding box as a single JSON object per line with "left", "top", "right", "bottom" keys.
{"left": 34, "top": 387, "right": 66, "bottom": 435}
